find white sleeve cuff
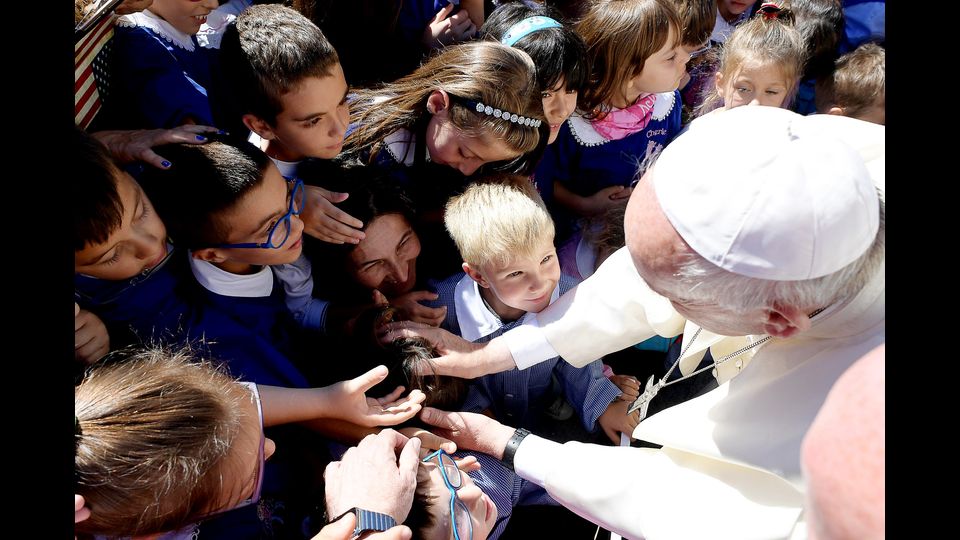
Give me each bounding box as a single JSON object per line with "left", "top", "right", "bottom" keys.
{"left": 499, "top": 315, "right": 559, "bottom": 370}
{"left": 513, "top": 434, "right": 563, "bottom": 488}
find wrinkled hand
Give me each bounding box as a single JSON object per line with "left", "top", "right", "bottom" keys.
{"left": 326, "top": 365, "right": 425, "bottom": 427}
{"left": 379, "top": 321, "right": 508, "bottom": 379}
{"left": 398, "top": 426, "right": 457, "bottom": 454}
{"left": 92, "top": 125, "right": 220, "bottom": 169}
{"left": 422, "top": 3, "right": 477, "bottom": 48}
{"left": 75, "top": 303, "right": 109, "bottom": 365}
{"left": 390, "top": 291, "right": 446, "bottom": 327}
{"left": 598, "top": 398, "right": 640, "bottom": 444}
{"left": 418, "top": 407, "right": 515, "bottom": 459}
{"left": 579, "top": 185, "right": 633, "bottom": 216}
{"left": 610, "top": 374, "right": 641, "bottom": 402}
{"left": 301, "top": 186, "right": 366, "bottom": 244}
{"left": 312, "top": 512, "right": 413, "bottom": 540}
{"left": 325, "top": 429, "right": 421, "bottom": 523}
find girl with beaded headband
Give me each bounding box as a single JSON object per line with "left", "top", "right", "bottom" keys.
{"left": 533, "top": 0, "right": 689, "bottom": 242}
{"left": 344, "top": 40, "right": 548, "bottom": 278}
{"left": 344, "top": 40, "right": 547, "bottom": 181}
{"left": 695, "top": 2, "right": 804, "bottom": 115}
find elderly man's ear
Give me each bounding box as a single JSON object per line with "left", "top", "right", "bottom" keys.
{"left": 762, "top": 305, "right": 812, "bottom": 338}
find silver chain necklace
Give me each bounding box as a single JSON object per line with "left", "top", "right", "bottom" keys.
{"left": 627, "top": 307, "right": 828, "bottom": 422}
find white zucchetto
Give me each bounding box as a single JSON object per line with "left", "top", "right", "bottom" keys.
{"left": 653, "top": 107, "right": 881, "bottom": 281}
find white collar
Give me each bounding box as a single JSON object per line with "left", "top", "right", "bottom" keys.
{"left": 453, "top": 273, "right": 561, "bottom": 342}
{"left": 567, "top": 92, "right": 677, "bottom": 147}
{"left": 575, "top": 235, "right": 597, "bottom": 279}
{"left": 270, "top": 156, "right": 300, "bottom": 179}
{"left": 118, "top": 9, "right": 195, "bottom": 51}
{"left": 188, "top": 255, "right": 274, "bottom": 298}
{"left": 383, "top": 128, "right": 432, "bottom": 167}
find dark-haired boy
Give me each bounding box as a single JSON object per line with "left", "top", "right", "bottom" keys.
{"left": 218, "top": 3, "right": 365, "bottom": 244}
{"left": 73, "top": 127, "right": 309, "bottom": 388}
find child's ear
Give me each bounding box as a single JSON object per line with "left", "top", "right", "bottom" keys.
{"left": 827, "top": 106, "right": 846, "bottom": 117}
{"left": 243, "top": 114, "right": 277, "bottom": 141}
{"left": 462, "top": 262, "right": 490, "bottom": 288}
{"left": 426, "top": 90, "right": 450, "bottom": 115}
{"left": 192, "top": 248, "right": 227, "bottom": 264}
{"left": 715, "top": 72, "right": 726, "bottom": 100}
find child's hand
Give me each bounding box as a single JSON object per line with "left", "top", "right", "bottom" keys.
{"left": 598, "top": 398, "right": 641, "bottom": 444}
{"left": 325, "top": 366, "right": 426, "bottom": 427}
{"left": 422, "top": 3, "right": 477, "bottom": 48}
{"left": 610, "top": 374, "right": 641, "bottom": 402}
{"left": 301, "top": 186, "right": 366, "bottom": 245}
{"left": 390, "top": 291, "right": 447, "bottom": 327}
{"left": 75, "top": 303, "right": 109, "bottom": 365}
{"left": 92, "top": 125, "right": 220, "bottom": 169}
{"left": 398, "top": 426, "right": 457, "bottom": 454}
{"left": 579, "top": 186, "right": 633, "bottom": 216}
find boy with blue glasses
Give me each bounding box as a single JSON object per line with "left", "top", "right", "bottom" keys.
{"left": 138, "top": 136, "right": 339, "bottom": 384}
{"left": 410, "top": 448, "right": 556, "bottom": 540}
{"left": 74, "top": 127, "right": 310, "bottom": 388}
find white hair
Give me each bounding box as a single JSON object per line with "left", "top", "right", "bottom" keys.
{"left": 660, "top": 192, "right": 884, "bottom": 312}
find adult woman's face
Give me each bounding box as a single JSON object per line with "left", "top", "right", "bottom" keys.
{"left": 346, "top": 214, "right": 421, "bottom": 297}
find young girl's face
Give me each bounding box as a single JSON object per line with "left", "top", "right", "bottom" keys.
{"left": 148, "top": 0, "right": 218, "bottom": 35}
{"left": 717, "top": 61, "right": 791, "bottom": 109}
{"left": 620, "top": 27, "right": 690, "bottom": 106}
{"left": 425, "top": 111, "right": 521, "bottom": 176}
{"left": 541, "top": 78, "right": 578, "bottom": 144}
{"left": 718, "top": 0, "right": 755, "bottom": 21}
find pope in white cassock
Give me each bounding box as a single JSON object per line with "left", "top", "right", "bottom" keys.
{"left": 387, "top": 106, "right": 885, "bottom": 540}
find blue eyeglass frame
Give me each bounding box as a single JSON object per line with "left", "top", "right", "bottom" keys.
{"left": 422, "top": 449, "right": 474, "bottom": 540}
{"left": 211, "top": 178, "right": 305, "bottom": 250}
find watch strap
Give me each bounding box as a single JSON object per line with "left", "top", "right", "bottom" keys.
{"left": 329, "top": 507, "right": 397, "bottom": 538}
{"left": 501, "top": 427, "right": 531, "bottom": 471}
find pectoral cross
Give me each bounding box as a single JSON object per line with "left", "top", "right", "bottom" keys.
{"left": 628, "top": 374, "right": 663, "bottom": 422}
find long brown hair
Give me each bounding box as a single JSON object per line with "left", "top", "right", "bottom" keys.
{"left": 345, "top": 41, "right": 547, "bottom": 174}
{"left": 576, "top": 0, "right": 682, "bottom": 117}
{"left": 75, "top": 348, "right": 248, "bottom": 537}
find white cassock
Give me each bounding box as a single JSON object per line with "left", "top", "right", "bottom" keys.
{"left": 501, "top": 114, "right": 885, "bottom": 540}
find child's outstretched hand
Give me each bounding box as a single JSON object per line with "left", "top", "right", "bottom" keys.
{"left": 390, "top": 290, "right": 447, "bottom": 327}
{"left": 326, "top": 365, "right": 426, "bottom": 427}
{"left": 597, "top": 397, "right": 641, "bottom": 445}
{"left": 301, "top": 185, "right": 366, "bottom": 245}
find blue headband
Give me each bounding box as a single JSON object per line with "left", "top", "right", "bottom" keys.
{"left": 500, "top": 16, "right": 563, "bottom": 47}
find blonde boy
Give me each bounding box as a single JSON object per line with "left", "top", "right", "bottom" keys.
{"left": 430, "top": 175, "right": 638, "bottom": 442}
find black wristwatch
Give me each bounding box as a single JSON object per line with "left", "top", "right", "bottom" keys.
{"left": 329, "top": 507, "right": 397, "bottom": 539}
{"left": 501, "top": 427, "right": 531, "bottom": 471}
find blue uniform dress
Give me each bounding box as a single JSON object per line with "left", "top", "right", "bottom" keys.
{"left": 75, "top": 247, "right": 309, "bottom": 388}
{"left": 428, "top": 273, "right": 623, "bottom": 432}
{"left": 534, "top": 91, "right": 682, "bottom": 237}
{"left": 107, "top": 10, "right": 217, "bottom": 129}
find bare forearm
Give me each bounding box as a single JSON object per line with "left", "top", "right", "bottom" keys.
{"left": 258, "top": 385, "right": 337, "bottom": 427}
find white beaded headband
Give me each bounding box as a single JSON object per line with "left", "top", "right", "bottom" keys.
{"left": 452, "top": 96, "right": 543, "bottom": 129}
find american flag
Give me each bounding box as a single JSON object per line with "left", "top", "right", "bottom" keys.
{"left": 75, "top": 13, "right": 116, "bottom": 130}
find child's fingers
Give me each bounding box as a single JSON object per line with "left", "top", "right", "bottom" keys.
{"left": 376, "top": 385, "right": 407, "bottom": 404}
{"left": 347, "top": 365, "right": 390, "bottom": 394}
{"left": 432, "top": 2, "right": 455, "bottom": 22}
